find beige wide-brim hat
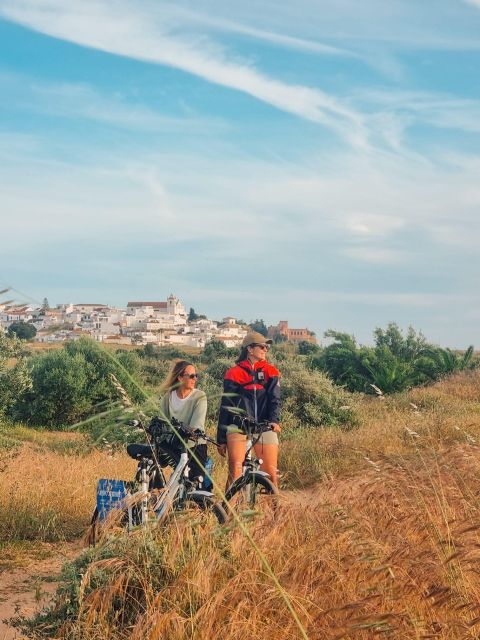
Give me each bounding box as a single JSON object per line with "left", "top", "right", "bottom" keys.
{"left": 242, "top": 332, "right": 273, "bottom": 347}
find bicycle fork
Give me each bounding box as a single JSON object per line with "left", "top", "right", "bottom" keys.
{"left": 244, "top": 437, "right": 263, "bottom": 503}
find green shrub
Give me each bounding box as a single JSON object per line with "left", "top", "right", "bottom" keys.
{"left": 313, "top": 323, "right": 477, "bottom": 395}
{"left": 14, "top": 350, "right": 92, "bottom": 427}
{"left": 203, "top": 358, "right": 231, "bottom": 384}
{"left": 14, "top": 338, "right": 145, "bottom": 428}
{"left": 201, "top": 340, "right": 237, "bottom": 364}
{"left": 138, "top": 344, "right": 193, "bottom": 361}
{"left": 140, "top": 358, "right": 172, "bottom": 387}
{"left": 201, "top": 358, "right": 231, "bottom": 423}
{"left": 0, "top": 333, "right": 32, "bottom": 420}
{"left": 277, "top": 356, "right": 357, "bottom": 430}
{"left": 7, "top": 321, "right": 37, "bottom": 340}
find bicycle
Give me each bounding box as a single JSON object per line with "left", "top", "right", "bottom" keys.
{"left": 89, "top": 416, "right": 227, "bottom": 543}
{"left": 223, "top": 418, "right": 279, "bottom": 510}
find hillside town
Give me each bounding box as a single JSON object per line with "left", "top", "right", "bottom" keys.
{"left": 0, "top": 294, "right": 317, "bottom": 348}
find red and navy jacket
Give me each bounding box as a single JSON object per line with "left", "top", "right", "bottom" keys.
{"left": 216, "top": 359, "right": 281, "bottom": 445}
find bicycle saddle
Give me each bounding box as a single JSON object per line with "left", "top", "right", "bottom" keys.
{"left": 126, "top": 443, "right": 155, "bottom": 460}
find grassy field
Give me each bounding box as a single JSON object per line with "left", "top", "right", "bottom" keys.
{"left": 3, "top": 370, "right": 480, "bottom": 638}
{"left": 0, "top": 430, "right": 136, "bottom": 547}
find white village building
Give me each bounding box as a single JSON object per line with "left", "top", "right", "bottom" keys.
{"left": 0, "top": 305, "right": 35, "bottom": 329}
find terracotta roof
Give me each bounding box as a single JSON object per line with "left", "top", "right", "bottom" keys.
{"left": 127, "top": 301, "right": 167, "bottom": 309}
{"left": 3, "top": 306, "right": 29, "bottom": 314}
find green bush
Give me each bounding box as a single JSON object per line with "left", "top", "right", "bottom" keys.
{"left": 138, "top": 344, "right": 193, "bottom": 361}
{"left": 14, "top": 350, "right": 92, "bottom": 427}
{"left": 313, "top": 324, "right": 477, "bottom": 395}
{"left": 140, "top": 358, "right": 172, "bottom": 387}
{"left": 248, "top": 319, "right": 268, "bottom": 336}
{"left": 7, "top": 321, "right": 37, "bottom": 340}
{"left": 201, "top": 340, "right": 237, "bottom": 365}
{"left": 201, "top": 358, "right": 231, "bottom": 423}
{"left": 14, "top": 338, "right": 145, "bottom": 428}
{"left": 276, "top": 356, "right": 357, "bottom": 430}
{"left": 0, "top": 332, "right": 32, "bottom": 419}
{"left": 297, "top": 340, "right": 320, "bottom": 356}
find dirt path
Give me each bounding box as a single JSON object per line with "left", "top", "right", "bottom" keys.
{"left": 0, "top": 540, "right": 83, "bottom": 640}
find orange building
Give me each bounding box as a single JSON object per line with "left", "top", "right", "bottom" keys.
{"left": 267, "top": 320, "right": 317, "bottom": 344}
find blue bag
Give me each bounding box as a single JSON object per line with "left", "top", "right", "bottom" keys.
{"left": 96, "top": 479, "right": 128, "bottom": 521}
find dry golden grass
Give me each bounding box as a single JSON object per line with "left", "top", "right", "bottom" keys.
{"left": 0, "top": 439, "right": 136, "bottom": 543}
{"left": 281, "top": 369, "right": 480, "bottom": 488}
{"left": 42, "top": 443, "right": 480, "bottom": 640}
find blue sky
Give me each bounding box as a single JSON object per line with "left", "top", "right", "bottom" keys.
{"left": 1, "top": 0, "right": 480, "bottom": 347}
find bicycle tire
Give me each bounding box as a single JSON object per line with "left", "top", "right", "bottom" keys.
{"left": 224, "top": 472, "right": 278, "bottom": 510}
{"left": 185, "top": 494, "right": 228, "bottom": 524}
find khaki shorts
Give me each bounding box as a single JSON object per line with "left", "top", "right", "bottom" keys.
{"left": 226, "top": 430, "right": 279, "bottom": 446}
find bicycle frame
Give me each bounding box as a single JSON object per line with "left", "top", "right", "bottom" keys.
{"left": 128, "top": 449, "right": 217, "bottom": 528}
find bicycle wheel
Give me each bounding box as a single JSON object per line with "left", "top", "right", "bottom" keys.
{"left": 224, "top": 472, "right": 278, "bottom": 511}
{"left": 185, "top": 494, "right": 228, "bottom": 525}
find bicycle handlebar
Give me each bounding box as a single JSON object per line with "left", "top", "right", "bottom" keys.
{"left": 239, "top": 417, "right": 274, "bottom": 434}
{"left": 127, "top": 416, "right": 220, "bottom": 446}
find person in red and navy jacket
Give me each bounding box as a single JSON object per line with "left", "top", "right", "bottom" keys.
{"left": 217, "top": 331, "right": 281, "bottom": 487}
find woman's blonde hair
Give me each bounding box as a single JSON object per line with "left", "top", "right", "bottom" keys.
{"left": 161, "top": 359, "right": 194, "bottom": 393}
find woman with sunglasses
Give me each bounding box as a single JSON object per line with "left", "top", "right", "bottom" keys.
{"left": 159, "top": 360, "right": 208, "bottom": 480}
{"left": 217, "top": 332, "right": 281, "bottom": 487}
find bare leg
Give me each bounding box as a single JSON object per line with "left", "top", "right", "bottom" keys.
{"left": 253, "top": 443, "right": 279, "bottom": 487}
{"left": 226, "top": 433, "right": 247, "bottom": 490}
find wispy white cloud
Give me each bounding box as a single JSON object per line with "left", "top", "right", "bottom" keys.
{"left": 0, "top": 0, "right": 367, "bottom": 147}
{"left": 3, "top": 1, "right": 479, "bottom": 155}
{"left": 159, "top": 3, "right": 413, "bottom": 82}
{"left": 0, "top": 70, "right": 224, "bottom": 133}
{"left": 166, "top": 0, "right": 480, "bottom": 51}
{"left": 3, "top": 124, "right": 479, "bottom": 259}
{"left": 354, "top": 88, "right": 480, "bottom": 135}
{"left": 163, "top": 4, "right": 357, "bottom": 58}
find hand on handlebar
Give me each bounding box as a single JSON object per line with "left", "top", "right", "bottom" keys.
{"left": 269, "top": 422, "right": 281, "bottom": 433}
{"left": 217, "top": 444, "right": 227, "bottom": 457}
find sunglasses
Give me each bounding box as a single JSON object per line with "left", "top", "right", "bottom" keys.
{"left": 182, "top": 373, "right": 199, "bottom": 379}
{"left": 252, "top": 343, "right": 269, "bottom": 351}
